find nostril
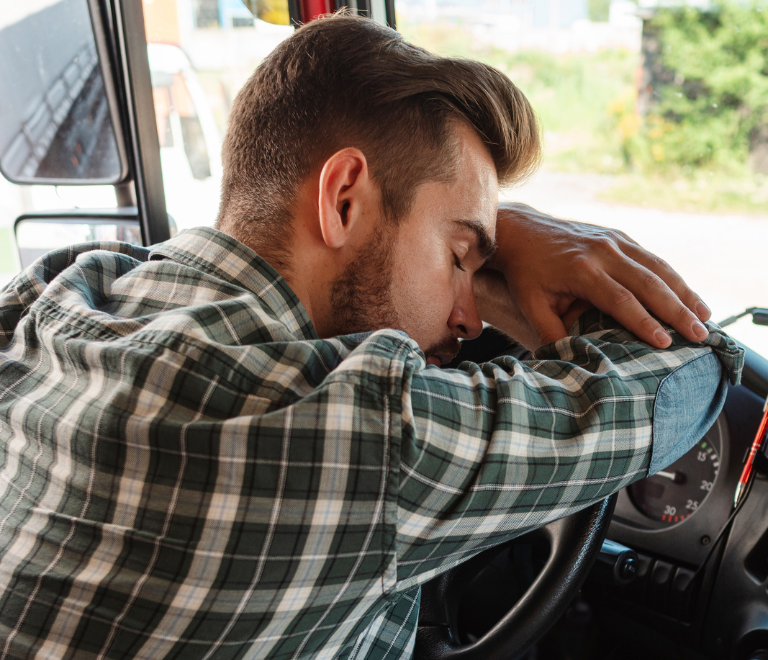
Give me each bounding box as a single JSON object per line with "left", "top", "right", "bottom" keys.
{"left": 458, "top": 324, "right": 467, "bottom": 336}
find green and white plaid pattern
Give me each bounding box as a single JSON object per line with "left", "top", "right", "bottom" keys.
{"left": 0, "top": 227, "right": 742, "bottom": 659}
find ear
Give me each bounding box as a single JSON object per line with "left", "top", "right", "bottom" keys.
{"left": 317, "top": 148, "right": 374, "bottom": 249}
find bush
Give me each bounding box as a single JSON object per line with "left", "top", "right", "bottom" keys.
{"left": 635, "top": 1, "right": 768, "bottom": 172}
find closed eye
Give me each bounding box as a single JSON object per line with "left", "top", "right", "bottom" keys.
{"left": 453, "top": 254, "right": 466, "bottom": 272}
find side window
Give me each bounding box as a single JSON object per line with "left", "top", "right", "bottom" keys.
{"left": 0, "top": 0, "right": 294, "bottom": 286}
{"left": 0, "top": 1, "right": 124, "bottom": 184}
{"left": 144, "top": 0, "right": 293, "bottom": 232}
{"left": 0, "top": 0, "right": 392, "bottom": 287}
{"left": 0, "top": 0, "right": 127, "bottom": 288}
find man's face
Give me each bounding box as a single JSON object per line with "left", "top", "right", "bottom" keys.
{"left": 330, "top": 123, "right": 499, "bottom": 365}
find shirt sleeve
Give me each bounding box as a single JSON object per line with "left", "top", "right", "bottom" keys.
{"left": 394, "top": 310, "right": 743, "bottom": 586}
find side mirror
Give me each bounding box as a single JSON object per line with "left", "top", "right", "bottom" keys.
{"left": 14, "top": 210, "right": 142, "bottom": 269}
{"left": 0, "top": 0, "right": 129, "bottom": 184}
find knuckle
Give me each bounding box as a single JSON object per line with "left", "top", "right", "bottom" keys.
{"left": 641, "top": 270, "right": 665, "bottom": 291}
{"left": 614, "top": 229, "right": 633, "bottom": 242}
{"left": 592, "top": 235, "right": 618, "bottom": 252}
{"left": 673, "top": 303, "right": 691, "bottom": 321}
{"left": 571, "top": 253, "right": 599, "bottom": 276}
{"left": 650, "top": 254, "right": 671, "bottom": 272}
{"left": 638, "top": 315, "right": 661, "bottom": 333}
{"left": 610, "top": 287, "right": 635, "bottom": 307}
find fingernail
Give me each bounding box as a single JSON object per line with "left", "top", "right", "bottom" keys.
{"left": 654, "top": 329, "right": 671, "bottom": 347}
{"left": 693, "top": 320, "right": 708, "bottom": 338}
{"left": 695, "top": 301, "right": 710, "bottom": 319}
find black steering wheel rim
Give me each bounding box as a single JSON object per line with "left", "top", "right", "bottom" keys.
{"left": 414, "top": 494, "right": 617, "bottom": 660}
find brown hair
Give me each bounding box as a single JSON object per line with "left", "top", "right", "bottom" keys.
{"left": 217, "top": 13, "right": 540, "bottom": 271}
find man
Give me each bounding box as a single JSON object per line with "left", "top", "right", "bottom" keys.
{"left": 0, "top": 13, "right": 742, "bottom": 660}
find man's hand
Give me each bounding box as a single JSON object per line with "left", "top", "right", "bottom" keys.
{"left": 477, "top": 202, "right": 711, "bottom": 350}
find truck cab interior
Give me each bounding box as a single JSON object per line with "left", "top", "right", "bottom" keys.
{"left": 1, "top": 1, "right": 768, "bottom": 659}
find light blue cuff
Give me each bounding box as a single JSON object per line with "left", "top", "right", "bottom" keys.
{"left": 649, "top": 352, "right": 727, "bottom": 475}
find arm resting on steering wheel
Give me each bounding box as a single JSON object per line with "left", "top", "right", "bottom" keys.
{"left": 395, "top": 309, "right": 742, "bottom": 589}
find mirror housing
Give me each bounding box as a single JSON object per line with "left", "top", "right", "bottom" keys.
{"left": 14, "top": 209, "right": 143, "bottom": 269}
{"left": 0, "top": 0, "right": 130, "bottom": 185}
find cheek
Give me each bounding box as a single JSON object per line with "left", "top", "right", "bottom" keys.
{"left": 390, "top": 253, "right": 456, "bottom": 344}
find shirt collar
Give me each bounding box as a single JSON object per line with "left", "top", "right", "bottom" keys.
{"left": 149, "top": 226, "right": 319, "bottom": 341}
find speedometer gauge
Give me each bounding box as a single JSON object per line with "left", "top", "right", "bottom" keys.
{"left": 628, "top": 438, "right": 720, "bottom": 524}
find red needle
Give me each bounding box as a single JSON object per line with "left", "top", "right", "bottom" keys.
{"left": 734, "top": 398, "right": 768, "bottom": 509}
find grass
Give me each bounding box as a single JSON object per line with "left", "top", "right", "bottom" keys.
{"left": 600, "top": 171, "right": 768, "bottom": 215}
{"left": 397, "top": 16, "right": 768, "bottom": 216}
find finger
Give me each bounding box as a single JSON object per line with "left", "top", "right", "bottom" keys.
{"left": 614, "top": 239, "right": 711, "bottom": 322}
{"left": 607, "top": 262, "right": 709, "bottom": 343}
{"left": 518, "top": 293, "right": 571, "bottom": 348}
{"left": 561, "top": 299, "right": 592, "bottom": 333}
{"left": 577, "top": 272, "right": 675, "bottom": 348}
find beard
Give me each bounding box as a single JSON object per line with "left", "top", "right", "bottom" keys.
{"left": 423, "top": 335, "right": 461, "bottom": 365}
{"left": 329, "top": 225, "right": 401, "bottom": 336}
{"left": 328, "top": 225, "right": 461, "bottom": 365}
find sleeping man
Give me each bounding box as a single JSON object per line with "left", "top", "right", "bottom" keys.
{"left": 0, "top": 13, "right": 742, "bottom": 660}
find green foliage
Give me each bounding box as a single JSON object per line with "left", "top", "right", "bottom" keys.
{"left": 396, "top": 10, "right": 768, "bottom": 213}
{"left": 588, "top": 0, "right": 611, "bottom": 22}
{"left": 600, "top": 170, "right": 768, "bottom": 215}
{"left": 637, "top": 1, "right": 768, "bottom": 171}
{"left": 398, "top": 16, "right": 638, "bottom": 173}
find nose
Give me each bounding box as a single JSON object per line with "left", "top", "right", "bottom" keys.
{"left": 448, "top": 284, "right": 484, "bottom": 341}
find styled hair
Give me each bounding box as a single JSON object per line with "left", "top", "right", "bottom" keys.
{"left": 217, "top": 13, "right": 540, "bottom": 269}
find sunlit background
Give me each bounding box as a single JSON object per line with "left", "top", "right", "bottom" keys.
{"left": 1, "top": 0, "right": 767, "bottom": 354}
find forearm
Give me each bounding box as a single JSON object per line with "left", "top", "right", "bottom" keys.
{"left": 396, "top": 313, "right": 743, "bottom": 584}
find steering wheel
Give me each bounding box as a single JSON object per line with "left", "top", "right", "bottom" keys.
{"left": 415, "top": 494, "right": 617, "bottom": 660}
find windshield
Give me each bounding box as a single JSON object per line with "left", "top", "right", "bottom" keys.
{"left": 397, "top": 0, "right": 768, "bottom": 355}
{"left": 1, "top": 0, "right": 766, "bottom": 356}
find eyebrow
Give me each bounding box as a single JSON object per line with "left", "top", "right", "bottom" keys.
{"left": 453, "top": 220, "right": 497, "bottom": 262}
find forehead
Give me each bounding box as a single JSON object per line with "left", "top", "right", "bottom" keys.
{"left": 414, "top": 122, "right": 498, "bottom": 236}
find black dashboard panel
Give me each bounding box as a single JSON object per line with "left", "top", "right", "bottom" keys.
{"left": 591, "top": 345, "right": 768, "bottom": 658}
{"left": 610, "top": 412, "right": 738, "bottom": 568}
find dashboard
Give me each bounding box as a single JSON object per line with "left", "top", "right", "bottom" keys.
{"left": 447, "top": 328, "right": 768, "bottom": 658}
{"left": 591, "top": 347, "right": 768, "bottom": 659}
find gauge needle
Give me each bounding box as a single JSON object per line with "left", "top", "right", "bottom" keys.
{"left": 656, "top": 471, "right": 685, "bottom": 484}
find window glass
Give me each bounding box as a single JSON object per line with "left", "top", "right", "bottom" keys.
{"left": 0, "top": 0, "right": 122, "bottom": 183}
{"left": 398, "top": 0, "right": 768, "bottom": 355}
{"left": 143, "top": 0, "right": 293, "bottom": 232}
{"left": 0, "top": 0, "right": 121, "bottom": 288}
{"left": 15, "top": 218, "right": 142, "bottom": 269}
{"left": 0, "top": 0, "right": 291, "bottom": 287}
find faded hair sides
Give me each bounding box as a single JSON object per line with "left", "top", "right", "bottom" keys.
{"left": 217, "top": 13, "right": 541, "bottom": 271}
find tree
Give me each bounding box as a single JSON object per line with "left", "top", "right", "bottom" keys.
{"left": 641, "top": 1, "right": 768, "bottom": 172}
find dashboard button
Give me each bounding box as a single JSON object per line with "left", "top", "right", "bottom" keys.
{"left": 648, "top": 560, "right": 674, "bottom": 609}
{"left": 669, "top": 567, "right": 696, "bottom": 621}
{"left": 623, "top": 553, "right": 653, "bottom": 604}
{"left": 620, "top": 556, "right": 638, "bottom": 581}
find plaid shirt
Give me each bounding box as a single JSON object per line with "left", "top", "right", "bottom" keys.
{"left": 0, "top": 227, "right": 742, "bottom": 660}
